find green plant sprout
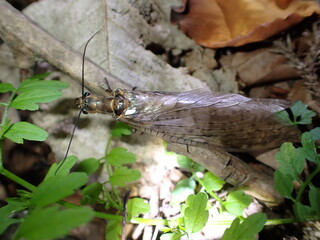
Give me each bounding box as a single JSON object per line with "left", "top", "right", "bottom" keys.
{"left": 0, "top": 75, "right": 319, "bottom": 240}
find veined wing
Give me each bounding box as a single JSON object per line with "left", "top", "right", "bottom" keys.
{"left": 121, "top": 89, "right": 300, "bottom": 152}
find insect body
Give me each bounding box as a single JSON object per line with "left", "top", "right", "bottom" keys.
{"left": 76, "top": 88, "right": 300, "bottom": 152}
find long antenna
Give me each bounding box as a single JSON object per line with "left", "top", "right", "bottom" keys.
{"left": 55, "top": 31, "right": 100, "bottom": 175}
{"left": 81, "top": 31, "right": 100, "bottom": 95}
{"left": 54, "top": 109, "right": 82, "bottom": 174}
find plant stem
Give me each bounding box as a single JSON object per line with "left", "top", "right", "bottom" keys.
{"left": 105, "top": 135, "right": 112, "bottom": 155}
{"left": 196, "top": 176, "right": 225, "bottom": 207}
{"left": 0, "top": 141, "right": 3, "bottom": 168}
{"left": 296, "top": 164, "right": 320, "bottom": 202}
{"left": 0, "top": 168, "right": 37, "bottom": 191}
{"left": 1, "top": 89, "right": 17, "bottom": 126}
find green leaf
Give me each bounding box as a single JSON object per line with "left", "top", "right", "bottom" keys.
{"left": 21, "top": 73, "right": 51, "bottom": 82}
{"left": 111, "top": 122, "right": 132, "bottom": 137}
{"left": 109, "top": 167, "right": 141, "bottom": 187}
{"left": 202, "top": 172, "right": 225, "bottom": 192}
{"left": 14, "top": 206, "right": 94, "bottom": 240}
{"left": 18, "top": 78, "right": 68, "bottom": 93}
{"left": 160, "top": 232, "right": 184, "bottom": 240}
{"left": 177, "top": 155, "right": 194, "bottom": 170}
{"left": 106, "top": 147, "right": 136, "bottom": 167}
{"left": 11, "top": 89, "right": 62, "bottom": 110}
{"left": 222, "top": 213, "right": 267, "bottom": 240}
{"left": 276, "top": 101, "right": 316, "bottom": 125}
{"left": 82, "top": 182, "right": 103, "bottom": 205}
{"left": 301, "top": 132, "right": 318, "bottom": 163}
{"left": 0, "top": 199, "right": 26, "bottom": 235}
{"left": 177, "top": 155, "right": 204, "bottom": 172}
{"left": 127, "top": 198, "right": 150, "bottom": 219}
{"left": 30, "top": 172, "right": 88, "bottom": 209}
{"left": 76, "top": 158, "right": 100, "bottom": 175}
{"left": 45, "top": 156, "right": 78, "bottom": 179}
{"left": 183, "top": 192, "right": 209, "bottom": 234}
{"left": 290, "top": 101, "right": 316, "bottom": 125}
{"left": 274, "top": 170, "right": 294, "bottom": 199}
{"left": 309, "top": 186, "right": 320, "bottom": 216}
{"left": 275, "top": 143, "right": 305, "bottom": 179}
{"left": 9, "top": 77, "right": 68, "bottom": 111}
{"left": 0, "top": 120, "right": 12, "bottom": 140}
{"left": 170, "top": 178, "right": 196, "bottom": 206}
{"left": 4, "top": 122, "right": 48, "bottom": 144}
{"left": 224, "top": 191, "right": 252, "bottom": 216}
{"left": 106, "top": 220, "right": 122, "bottom": 240}
{"left": 294, "top": 202, "right": 314, "bottom": 221}
{"left": 309, "top": 127, "right": 320, "bottom": 140}
{"left": 0, "top": 83, "right": 15, "bottom": 93}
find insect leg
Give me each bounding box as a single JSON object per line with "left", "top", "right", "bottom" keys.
{"left": 104, "top": 77, "right": 112, "bottom": 92}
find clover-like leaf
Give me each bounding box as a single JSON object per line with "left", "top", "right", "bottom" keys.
{"left": 4, "top": 122, "right": 48, "bottom": 144}
{"left": 127, "top": 198, "right": 150, "bottom": 219}
{"left": 183, "top": 192, "right": 209, "bottom": 234}
{"left": 222, "top": 213, "right": 267, "bottom": 240}
{"left": 224, "top": 191, "right": 252, "bottom": 216}
{"left": 30, "top": 172, "right": 88, "bottom": 209}
{"left": 109, "top": 167, "right": 141, "bottom": 187}
{"left": 15, "top": 206, "right": 93, "bottom": 240}
{"left": 106, "top": 147, "right": 136, "bottom": 167}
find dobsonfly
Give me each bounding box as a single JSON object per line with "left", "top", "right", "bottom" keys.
{"left": 76, "top": 86, "right": 300, "bottom": 153}
{"left": 72, "top": 36, "right": 300, "bottom": 153}
{"left": 57, "top": 33, "right": 300, "bottom": 173}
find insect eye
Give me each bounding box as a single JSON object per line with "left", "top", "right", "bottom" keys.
{"left": 82, "top": 110, "right": 88, "bottom": 114}
{"left": 84, "top": 92, "right": 91, "bottom": 97}
{"left": 83, "top": 98, "right": 89, "bottom": 107}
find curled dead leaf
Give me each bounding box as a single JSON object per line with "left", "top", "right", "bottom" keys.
{"left": 171, "top": 0, "right": 320, "bottom": 48}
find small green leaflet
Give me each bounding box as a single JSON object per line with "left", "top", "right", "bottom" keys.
{"left": 11, "top": 89, "right": 62, "bottom": 111}
{"left": 276, "top": 101, "right": 316, "bottom": 125}
{"left": 75, "top": 158, "right": 100, "bottom": 175}
{"left": 14, "top": 206, "right": 94, "bottom": 240}
{"left": 111, "top": 122, "right": 132, "bottom": 137}
{"left": 202, "top": 172, "right": 225, "bottom": 192}
{"left": 160, "top": 232, "right": 184, "bottom": 240}
{"left": 106, "top": 220, "right": 122, "bottom": 240}
{"left": 224, "top": 191, "right": 252, "bottom": 216}
{"left": 0, "top": 120, "right": 12, "bottom": 140}
{"left": 294, "top": 202, "right": 314, "bottom": 221}
{"left": 275, "top": 143, "right": 305, "bottom": 179}
{"left": 21, "top": 73, "right": 51, "bottom": 81}
{"left": 177, "top": 155, "right": 205, "bottom": 173}
{"left": 127, "top": 198, "right": 150, "bottom": 219}
{"left": 106, "top": 147, "right": 136, "bottom": 167}
{"left": 0, "top": 83, "right": 15, "bottom": 93}
{"left": 301, "top": 131, "right": 319, "bottom": 163}
{"left": 30, "top": 172, "right": 88, "bottom": 209}
{"left": 45, "top": 156, "right": 77, "bottom": 179}
{"left": 170, "top": 178, "right": 196, "bottom": 206}
{"left": 109, "top": 167, "right": 141, "bottom": 187}
{"left": 17, "top": 77, "right": 67, "bottom": 92}
{"left": 274, "top": 170, "right": 294, "bottom": 199}
{"left": 82, "top": 182, "right": 103, "bottom": 205}
{"left": 183, "top": 192, "right": 209, "bottom": 234}
{"left": 4, "top": 122, "right": 48, "bottom": 144}
{"left": 0, "top": 199, "right": 26, "bottom": 235}
{"left": 11, "top": 78, "right": 69, "bottom": 111}
{"left": 309, "top": 186, "right": 320, "bottom": 217}
{"left": 309, "top": 127, "right": 320, "bottom": 140}
{"left": 222, "top": 213, "right": 266, "bottom": 240}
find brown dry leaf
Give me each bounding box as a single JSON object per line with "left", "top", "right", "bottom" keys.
{"left": 219, "top": 47, "right": 299, "bottom": 86}
{"left": 171, "top": 0, "right": 320, "bottom": 48}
